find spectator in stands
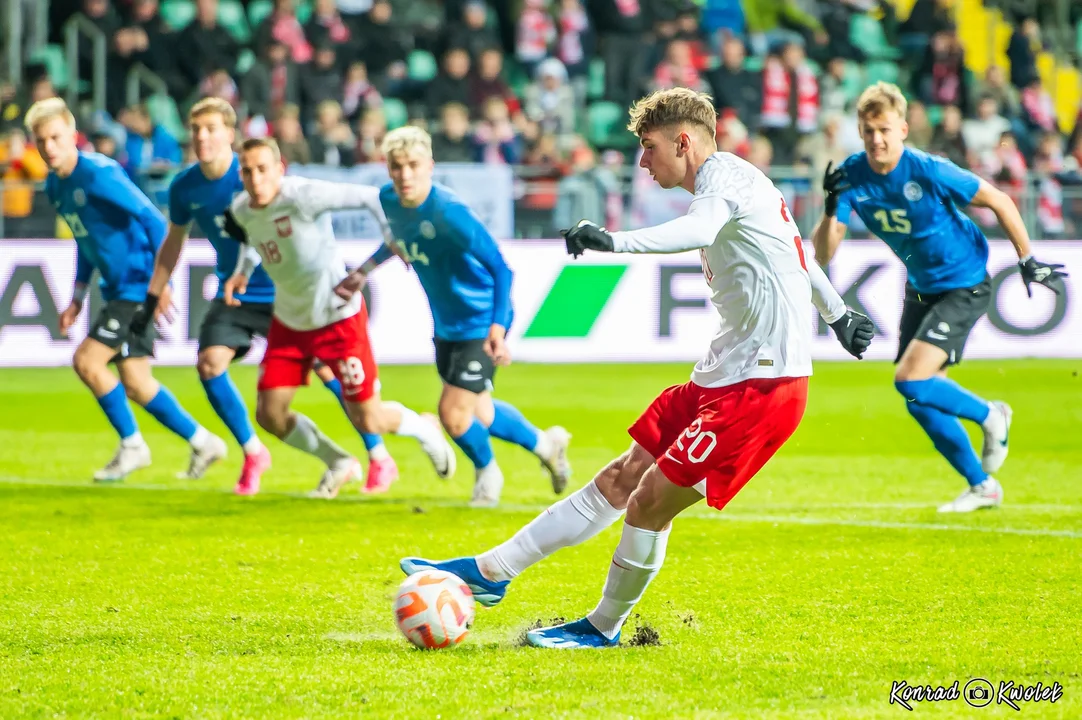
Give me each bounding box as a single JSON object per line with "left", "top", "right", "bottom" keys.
{"left": 242, "top": 38, "right": 300, "bottom": 123}
{"left": 470, "top": 48, "right": 521, "bottom": 117}
{"left": 796, "top": 112, "right": 848, "bottom": 181}
{"left": 929, "top": 104, "right": 969, "bottom": 168}
{"left": 306, "top": 0, "right": 353, "bottom": 50}
{"left": 1032, "top": 132, "right": 1066, "bottom": 236}
{"left": 916, "top": 29, "right": 970, "bottom": 116}
{"left": 123, "top": 0, "right": 185, "bottom": 100}
{"left": 118, "top": 103, "right": 181, "bottom": 181}
{"left": 308, "top": 99, "right": 355, "bottom": 166}
{"left": 899, "top": 0, "right": 954, "bottom": 44}
{"left": 708, "top": 36, "right": 762, "bottom": 136}
{"left": 747, "top": 134, "right": 773, "bottom": 172}
{"left": 353, "top": 107, "right": 387, "bottom": 164}
{"left": 759, "top": 41, "right": 818, "bottom": 166}
{"left": 78, "top": 0, "right": 122, "bottom": 110}
{"left": 176, "top": 0, "right": 241, "bottom": 98}
{"left": 426, "top": 48, "right": 473, "bottom": 118}
{"left": 390, "top": 0, "right": 445, "bottom": 54}
{"left": 90, "top": 131, "right": 119, "bottom": 160}
{"left": 302, "top": 44, "right": 345, "bottom": 124}
{"left": 980, "top": 65, "right": 1021, "bottom": 119}
{"left": 962, "top": 95, "right": 1012, "bottom": 168}
{"left": 199, "top": 67, "right": 240, "bottom": 108}
{"left": 652, "top": 38, "right": 710, "bottom": 95}
{"left": 517, "top": 0, "right": 557, "bottom": 80}
{"left": 471, "top": 97, "right": 522, "bottom": 164}
{"left": 592, "top": 0, "right": 647, "bottom": 110}
{"left": 0, "top": 128, "right": 51, "bottom": 238}
{"left": 524, "top": 58, "right": 575, "bottom": 138}
{"left": 256, "top": 0, "right": 314, "bottom": 65}
{"left": 353, "top": 0, "right": 409, "bottom": 88}
{"left": 273, "top": 103, "right": 312, "bottom": 165}
{"left": 431, "top": 102, "right": 475, "bottom": 162}
{"left": 556, "top": 0, "right": 592, "bottom": 101}
{"left": 341, "top": 62, "right": 382, "bottom": 124}
{"left": 716, "top": 110, "right": 751, "bottom": 158}
{"left": 1007, "top": 17, "right": 1040, "bottom": 90}
{"left": 816, "top": 0, "right": 868, "bottom": 63}
{"left": 743, "top": 0, "right": 827, "bottom": 57}
{"left": 1020, "top": 78, "right": 1057, "bottom": 135}
{"left": 988, "top": 131, "right": 1027, "bottom": 190}
{"left": 445, "top": 0, "right": 502, "bottom": 61}
{"left": 818, "top": 58, "right": 849, "bottom": 117}
{"left": 905, "top": 100, "right": 934, "bottom": 150}
{"left": 554, "top": 143, "right": 619, "bottom": 231}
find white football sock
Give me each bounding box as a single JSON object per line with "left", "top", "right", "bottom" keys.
{"left": 242, "top": 436, "right": 264, "bottom": 456}
{"left": 384, "top": 401, "right": 444, "bottom": 446}
{"left": 283, "top": 413, "right": 351, "bottom": 468}
{"left": 477, "top": 479, "right": 624, "bottom": 583}
{"left": 121, "top": 431, "right": 144, "bottom": 448}
{"left": 189, "top": 426, "right": 209, "bottom": 450}
{"left": 368, "top": 443, "right": 391, "bottom": 462}
{"left": 586, "top": 522, "right": 670, "bottom": 641}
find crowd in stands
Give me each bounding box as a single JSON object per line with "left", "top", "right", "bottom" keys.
{"left": 2, "top": 0, "right": 1082, "bottom": 238}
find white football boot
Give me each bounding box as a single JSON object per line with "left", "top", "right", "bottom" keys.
{"left": 419, "top": 413, "right": 456, "bottom": 480}
{"left": 469, "top": 463, "right": 504, "bottom": 508}
{"left": 309, "top": 458, "right": 363, "bottom": 499}
{"left": 177, "top": 433, "right": 228, "bottom": 479}
{"left": 980, "top": 401, "right": 1012, "bottom": 474}
{"left": 538, "top": 426, "right": 573, "bottom": 495}
{"left": 93, "top": 441, "right": 152, "bottom": 482}
{"left": 937, "top": 477, "right": 1003, "bottom": 513}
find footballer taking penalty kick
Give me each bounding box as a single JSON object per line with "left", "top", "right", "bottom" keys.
{"left": 401, "top": 88, "right": 875, "bottom": 649}
{"left": 28, "top": 97, "right": 226, "bottom": 483}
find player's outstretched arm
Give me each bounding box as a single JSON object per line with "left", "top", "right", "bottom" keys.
{"left": 969, "top": 180, "right": 1068, "bottom": 296}
{"left": 806, "top": 261, "right": 874, "bottom": 359}
{"left": 813, "top": 161, "right": 850, "bottom": 265}
{"left": 811, "top": 216, "right": 847, "bottom": 266}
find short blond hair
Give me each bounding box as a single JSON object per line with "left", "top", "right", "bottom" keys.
{"left": 857, "top": 82, "right": 908, "bottom": 121}
{"left": 189, "top": 97, "right": 237, "bottom": 128}
{"left": 627, "top": 87, "right": 716, "bottom": 140}
{"left": 381, "top": 126, "right": 432, "bottom": 159}
{"left": 240, "top": 136, "right": 281, "bottom": 163}
{"left": 24, "top": 97, "right": 76, "bottom": 134}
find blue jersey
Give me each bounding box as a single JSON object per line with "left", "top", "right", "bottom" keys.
{"left": 168, "top": 155, "right": 275, "bottom": 304}
{"left": 376, "top": 183, "right": 513, "bottom": 342}
{"left": 836, "top": 148, "right": 989, "bottom": 293}
{"left": 46, "top": 152, "right": 166, "bottom": 302}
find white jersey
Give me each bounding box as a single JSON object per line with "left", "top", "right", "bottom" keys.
{"left": 228, "top": 176, "right": 391, "bottom": 331}
{"left": 611, "top": 152, "right": 846, "bottom": 388}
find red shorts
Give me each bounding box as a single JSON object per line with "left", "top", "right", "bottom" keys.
{"left": 629, "top": 376, "right": 808, "bottom": 511}
{"left": 258, "top": 309, "right": 379, "bottom": 402}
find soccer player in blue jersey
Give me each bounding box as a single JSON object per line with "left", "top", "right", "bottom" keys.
{"left": 136, "top": 97, "right": 397, "bottom": 496}
{"left": 27, "top": 97, "right": 226, "bottom": 483}
{"left": 812, "top": 82, "right": 1068, "bottom": 513}
{"left": 337, "top": 126, "right": 571, "bottom": 507}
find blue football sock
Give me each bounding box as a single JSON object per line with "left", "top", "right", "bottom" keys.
{"left": 452, "top": 418, "right": 495, "bottom": 469}
{"left": 143, "top": 386, "right": 199, "bottom": 442}
{"left": 895, "top": 378, "right": 990, "bottom": 424}
{"left": 905, "top": 400, "right": 988, "bottom": 486}
{"left": 96, "top": 382, "right": 138, "bottom": 440}
{"left": 488, "top": 399, "right": 542, "bottom": 453}
{"left": 322, "top": 375, "right": 384, "bottom": 451}
{"left": 201, "top": 372, "right": 255, "bottom": 447}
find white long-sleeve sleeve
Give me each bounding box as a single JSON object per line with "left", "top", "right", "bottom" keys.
{"left": 807, "top": 261, "right": 847, "bottom": 324}
{"left": 233, "top": 244, "right": 263, "bottom": 278}
{"left": 291, "top": 178, "right": 394, "bottom": 243}
{"left": 610, "top": 193, "right": 736, "bottom": 254}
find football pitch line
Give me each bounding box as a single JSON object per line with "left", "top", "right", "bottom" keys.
{"left": 4, "top": 475, "right": 1081, "bottom": 540}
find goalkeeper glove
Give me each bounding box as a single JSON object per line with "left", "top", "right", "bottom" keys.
{"left": 562, "top": 220, "right": 614, "bottom": 258}
{"left": 1018, "top": 256, "right": 1068, "bottom": 297}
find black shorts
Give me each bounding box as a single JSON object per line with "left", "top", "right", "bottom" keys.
{"left": 88, "top": 300, "right": 154, "bottom": 362}
{"left": 434, "top": 338, "right": 495, "bottom": 394}
{"left": 198, "top": 299, "right": 274, "bottom": 359}
{"left": 895, "top": 276, "right": 992, "bottom": 367}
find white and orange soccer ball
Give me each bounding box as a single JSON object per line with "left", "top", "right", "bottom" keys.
{"left": 394, "top": 570, "right": 475, "bottom": 650}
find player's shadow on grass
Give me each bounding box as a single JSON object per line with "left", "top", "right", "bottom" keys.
{"left": 324, "top": 630, "right": 513, "bottom": 653}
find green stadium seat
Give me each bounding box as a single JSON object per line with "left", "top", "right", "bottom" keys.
{"left": 296, "top": 0, "right": 312, "bottom": 25}
{"left": 850, "top": 14, "right": 900, "bottom": 60}
{"left": 236, "top": 48, "right": 256, "bottom": 75}
{"left": 864, "top": 60, "right": 899, "bottom": 86}
{"left": 218, "top": 0, "right": 251, "bottom": 43}
{"left": 407, "top": 50, "right": 438, "bottom": 82}
{"left": 587, "top": 101, "right": 634, "bottom": 148}
{"left": 247, "top": 0, "right": 273, "bottom": 29}
{"left": 382, "top": 97, "right": 408, "bottom": 130}
{"left": 29, "top": 45, "right": 68, "bottom": 90}
{"left": 926, "top": 104, "right": 944, "bottom": 126}
{"left": 743, "top": 55, "right": 763, "bottom": 72}
{"left": 587, "top": 58, "right": 605, "bottom": 99}
{"left": 147, "top": 94, "right": 188, "bottom": 142}
{"left": 161, "top": 0, "right": 196, "bottom": 31}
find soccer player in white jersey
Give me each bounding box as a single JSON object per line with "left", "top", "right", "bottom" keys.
{"left": 221, "top": 137, "right": 455, "bottom": 498}
{"left": 400, "top": 88, "right": 875, "bottom": 648}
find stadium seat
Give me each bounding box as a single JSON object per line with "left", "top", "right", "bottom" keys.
{"left": 147, "top": 94, "right": 188, "bottom": 142}
{"left": 926, "top": 104, "right": 943, "bottom": 127}
{"left": 29, "top": 45, "right": 68, "bottom": 90}
{"left": 587, "top": 58, "right": 605, "bottom": 99}
{"left": 864, "top": 60, "right": 899, "bottom": 86}
{"left": 850, "top": 14, "right": 900, "bottom": 60}
{"left": 236, "top": 48, "right": 256, "bottom": 75}
{"left": 383, "top": 97, "right": 408, "bottom": 130}
{"left": 247, "top": 0, "right": 273, "bottom": 29}
{"left": 296, "top": 0, "right": 313, "bottom": 25}
{"left": 218, "top": 0, "right": 251, "bottom": 43}
{"left": 407, "top": 50, "right": 438, "bottom": 82}
{"left": 743, "top": 55, "right": 763, "bottom": 72}
{"left": 161, "top": 0, "right": 196, "bottom": 31}
{"left": 587, "top": 101, "right": 634, "bottom": 148}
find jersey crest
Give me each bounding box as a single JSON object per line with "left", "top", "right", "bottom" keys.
{"left": 274, "top": 215, "right": 293, "bottom": 238}
{"left": 903, "top": 181, "right": 923, "bottom": 202}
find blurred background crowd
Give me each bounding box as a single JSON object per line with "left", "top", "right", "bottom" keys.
{"left": 1, "top": 0, "right": 1081, "bottom": 240}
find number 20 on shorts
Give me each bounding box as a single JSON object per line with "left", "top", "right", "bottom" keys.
{"left": 675, "top": 417, "right": 717, "bottom": 464}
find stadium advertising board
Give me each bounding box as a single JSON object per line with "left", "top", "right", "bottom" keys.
{"left": 0, "top": 240, "right": 1078, "bottom": 366}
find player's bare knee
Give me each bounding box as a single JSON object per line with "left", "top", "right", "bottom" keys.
{"left": 437, "top": 405, "right": 471, "bottom": 438}
{"left": 346, "top": 402, "right": 380, "bottom": 434}
{"left": 71, "top": 349, "right": 97, "bottom": 383}
{"left": 255, "top": 401, "right": 286, "bottom": 437}
{"left": 196, "top": 351, "right": 229, "bottom": 381}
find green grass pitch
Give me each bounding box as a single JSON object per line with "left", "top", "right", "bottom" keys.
{"left": 1, "top": 360, "right": 1080, "bottom": 719}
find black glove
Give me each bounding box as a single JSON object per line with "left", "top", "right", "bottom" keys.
{"left": 830, "top": 309, "right": 874, "bottom": 360}
{"left": 1019, "top": 256, "right": 1068, "bottom": 297}
{"left": 822, "top": 161, "right": 850, "bottom": 218}
{"left": 129, "top": 293, "right": 159, "bottom": 337}
{"left": 561, "top": 220, "right": 614, "bottom": 258}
